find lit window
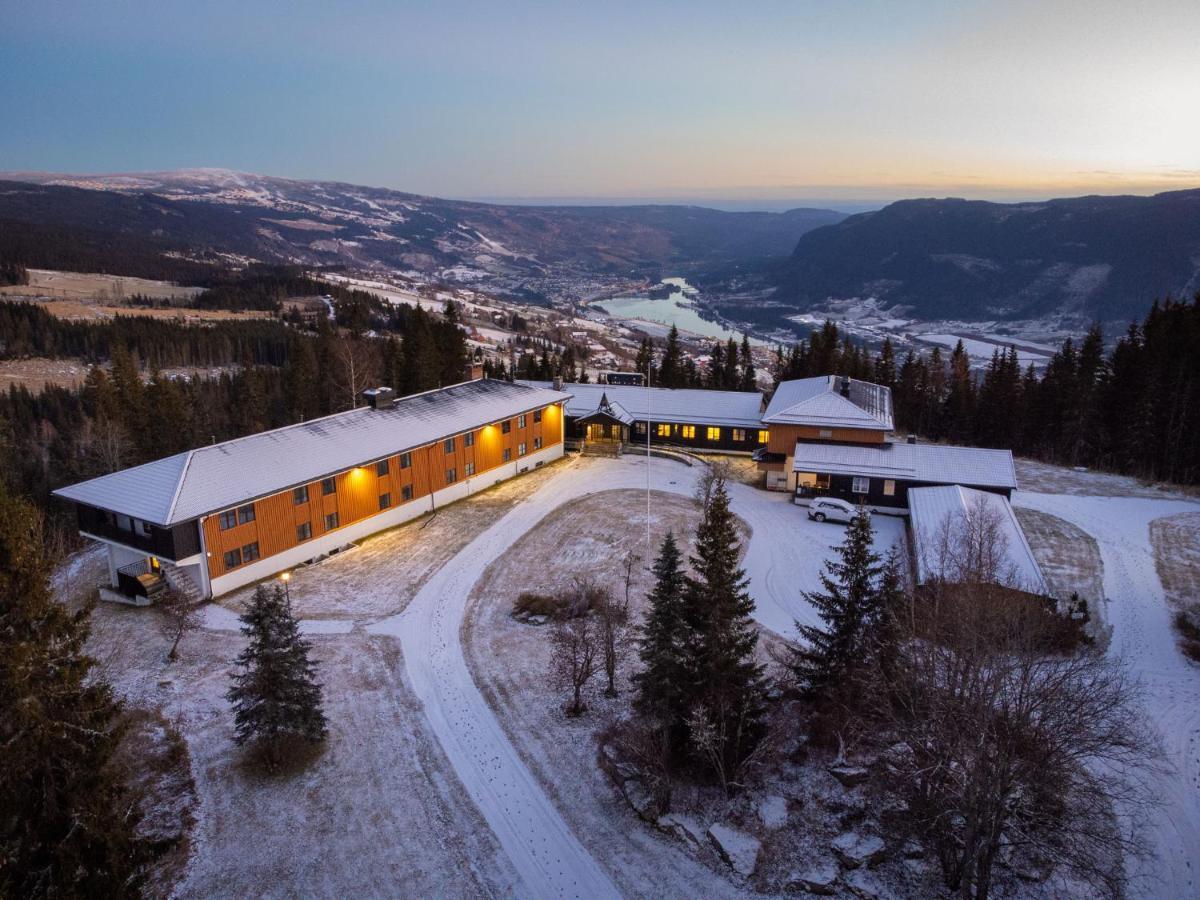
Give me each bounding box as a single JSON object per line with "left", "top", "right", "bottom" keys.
{"left": 293, "top": 485, "right": 309, "bottom": 504}
{"left": 464, "top": 432, "right": 475, "bottom": 447}
{"left": 681, "top": 425, "right": 696, "bottom": 439}
{"left": 242, "top": 542, "right": 260, "bottom": 562}
{"left": 324, "top": 512, "right": 339, "bottom": 530}
{"left": 446, "top": 468, "right": 458, "bottom": 484}
{"left": 656, "top": 423, "right": 671, "bottom": 437}
{"left": 444, "top": 437, "right": 456, "bottom": 454}
{"left": 296, "top": 522, "right": 312, "bottom": 542}
{"left": 757, "top": 430, "right": 770, "bottom": 444}
{"left": 218, "top": 510, "right": 237, "bottom": 531}
{"left": 401, "top": 485, "right": 413, "bottom": 501}
{"left": 223, "top": 548, "right": 242, "bottom": 569}
{"left": 379, "top": 492, "right": 392, "bottom": 510}
{"left": 852, "top": 476, "right": 870, "bottom": 494}
{"left": 706, "top": 427, "right": 720, "bottom": 441}
{"left": 321, "top": 477, "right": 337, "bottom": 496}
{"left": 237, "top": 504, "right": 255, "bottom": 525}
{"left": 883, "top": 479, "right": 896, "bottom": 497}
{"left": 518, "top": 442, "right": 527, "bottom": 456}
{"left": 376, "top": 459, "right": 389, "bottom": 476}
{"left": 518, "top": 414, "right": 526, "bottom": 428}
{"left": 534, "top": 436, "right": 542, "bottom": 450}
{"left": 501, "top": 420, "right": 511, "bottom": 434}
{"left": 399, "top": 452, "right": 412, "bottom": 469}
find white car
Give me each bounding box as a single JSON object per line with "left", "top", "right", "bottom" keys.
{"left": 805, "top": 496, "right": 870, "bottom": 525}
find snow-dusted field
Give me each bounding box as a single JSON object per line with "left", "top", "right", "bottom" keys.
{"left": 62, "top": 452, "right": 1200, "bottom": 898}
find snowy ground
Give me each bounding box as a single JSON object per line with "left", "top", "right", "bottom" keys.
{"left": 59, "top": 452, "right": 1200, "bottom": 898}
{"left": 1014, "top": 490, "right": 1200, "bottom": 899}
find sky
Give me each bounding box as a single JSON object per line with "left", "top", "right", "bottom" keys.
{"left": 1, "top": 0, "right": 1198, "bottom": 209}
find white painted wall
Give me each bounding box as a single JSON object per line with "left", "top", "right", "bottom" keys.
{"left": 208, "top": 443, "right": 564, "bottom": 597}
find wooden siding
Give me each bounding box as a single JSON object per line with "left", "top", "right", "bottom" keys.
{"left": 767, "top": 424, "right": 887, "bottom": 454}
{"left": 203, "top": 401, "right": 562, "bottom": 580}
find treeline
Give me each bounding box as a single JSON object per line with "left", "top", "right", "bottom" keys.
{"left": 631, "top": 326, "right": 758, "bottom": 391}
{"left": 772, "top": 297, "right": 1200, "bottom": 485}
{"left": 0, "top": 260, "right": 28, "bottom": 286}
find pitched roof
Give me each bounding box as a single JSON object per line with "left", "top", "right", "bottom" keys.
{"left": 518, "top": 380, "right": 763, "bottom": 429}
{"left": 790, "top": 440, "right": 1017, "bottom": 489}
{"left": 763, "top": 376, "right": 893, "bottom": 431}
{"left": 908, "top": 485, "right": 1049, "bottom": 595}
{"left": 54, "top": 379, "right": 570, "bottom": 526}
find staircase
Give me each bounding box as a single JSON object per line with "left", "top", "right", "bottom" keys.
{"left": 163, "top": 565, "right": 204, "bottom": 604}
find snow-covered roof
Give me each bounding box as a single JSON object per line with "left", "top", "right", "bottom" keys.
{"left": 518, "top": 380, "right": 763, "bottom": 429}
{"left": 54, "top": 379, "right": 571, "bottom": 526}
{"left": 763, "top": 376, "right": 893, "bottom": 431}
{"left": 909, "top": 485, "right": 1049, "bottom": 595}
{"left": 790, "top": 440, "right": 1017, "bottom": 490}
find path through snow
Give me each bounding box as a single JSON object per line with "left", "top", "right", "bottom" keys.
{"left": 1015, "top": 492, "right": 1200, "bottom": 899}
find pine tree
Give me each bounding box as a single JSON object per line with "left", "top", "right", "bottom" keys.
{"left": 633, "top": 533, "right": 692, "bottom": 744}
{"left": 0, "top": 483, "right": 150, "bottom": 896}
{"left": 659, "top": 325, "right": 683, "bottom": 388}
{"left": 792, "top": 507, "right": 882, "bottom": 699}
{"left": 227, "top": 584, "right": 328, "bottom": 769}
{"left": 738, "top": 335, "right": 757, "bottom": 391}
{"left": 684, "top": 474, "right": 767, "bottom": 777}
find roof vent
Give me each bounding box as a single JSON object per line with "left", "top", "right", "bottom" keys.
{"left": 362, "top": 387, "right": 396, "bottom": 410}
{"left": 552, "top": 375, "right": 564, "bottom": 392}
{"left": 907, "top": 434, "right": 918, "bottom": 445}
{"left": 839, "top": 375, "right": 852, "bottom": 398}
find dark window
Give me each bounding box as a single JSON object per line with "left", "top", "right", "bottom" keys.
{"left": 139, "top": 520, "right": 153, "bottom": 536}
{"left": 223, "top": 548, "right": 242, "bottom": 569}
{"left": 501, "top": 419, "right": 511, "bottom": 434}
{"left": 534, "top": 409, "right": 542, "bottom": 423}
{"left": 518, "top": 442, "right": 527, "bottom": 456}
{"left": 503, "top": 448, "right": 511, "bottom": 462}
{"left": 242, "top": 542, "right": 260, "bottom": 562}
{"left": 296, "top": 522, "right": 312, "bottom": 542}
{"left": 321, "top": 477, "right": 337, "bottom": 495}
{"left": 464, "top": 432, "right": 475, "bottom": 447}
{"left": 324, "top": 512, "right": 339, "bottom": 530}
{"left": 444, "top": 437, "right": 455, "bottom": 454}
{"left": 379, "top": 492, "right": 392, "bottom": 510}
{"left": 293, "top": 485, "right": 309, "bottom": 504}
{"left": 464, "top": 461, "right": 475, "bottom": 476}
{"left": 218, "top": 510, "right": 237, "bottom": 530}
{"left": 534, "top": 437, "right": 542, "bottom": 450}
{"left": 237, "top": 504, "right": 255, "bottom": 525}
{"left": 400, "top": 452, "right": 412, "bottom": 469}
{"left": 376, "top": 459, "right": 390, "bottom": 477}
{"left": 446, "top": 468, "right": 457, "bottom": 484}
{"left": 732, "top": 428, "right": 746, "bottom": 442}
{"left": 402, "top": 485, "right": 414, "bottom": 502}
{"left": 115, "top": 513, "right": 132, "bottom": 532}
{"left": 518, "top": 414, "right": 526, "bottom": 428}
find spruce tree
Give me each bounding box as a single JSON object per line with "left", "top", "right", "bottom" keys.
{"left": 792, "top": 507, "right": 882, "bottom": 699}
{"left": 633, "top": 533, "right": 692, "bottom": 744}
{"left": 227, "top": 585, "right": 328, "bottom": 769}
{"left": 738, "top": 335, "right": 757, "bottom": 391}
{"left": 684, "top": 474, "right": 767, "bottom": 776}
{"left": 0, "top": 483, "right": 150, "bottom": 897}
{"left": 659, "top": 325, "right": 683, "bottom": 388}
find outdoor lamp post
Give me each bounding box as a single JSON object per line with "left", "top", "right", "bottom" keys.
{"left": 279, "top": 571, "right": 291, "bottom": 608}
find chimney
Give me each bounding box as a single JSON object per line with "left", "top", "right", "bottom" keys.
{"left": 839, "top": 375, "right": 852, "bottom": 398}
{"left": 464, "top": 362, "right": 484, "bottom": 381}
{"left": 906, "top": 434, "right": 917, "bottom": 445}
{"left": 552, "top": 375, "right": 564, "bottom": 392}
{"left": 362, "top": 387, "right": 396, "bottom": 410}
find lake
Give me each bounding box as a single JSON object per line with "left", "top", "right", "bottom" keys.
{"left": 595, "top": 278, "right": 764, "bottom": 344}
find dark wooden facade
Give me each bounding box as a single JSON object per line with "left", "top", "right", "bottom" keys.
{"left": 76, "top": 504, "right": 202, "bottom": 561}
{"left": 795, "top": 472, "right": 1013, "bottom": 509}
{"left": 566, "top": 416, "right": 768, "bottom": 453}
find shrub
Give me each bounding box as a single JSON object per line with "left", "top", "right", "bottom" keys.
{"left": 1175, "top": 608, "right": 1200, "bottom": 662}
{"left": 513, "top": 592, "right": 558, "bottom": 619}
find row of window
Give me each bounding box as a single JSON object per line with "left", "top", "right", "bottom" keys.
{"left": 647, "top": 424, "right": 770, "bottom": 443}
{"left": 223, "top": 541, "right": 261, "bottom": 570}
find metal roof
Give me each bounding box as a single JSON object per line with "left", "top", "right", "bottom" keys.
{"left": 518, "top": 380, "right": 764, "bottom": 429}
{"left": 762, "top": 376, "right": 894, "bottom": 431}
{"left": 908, "top": 485, "right": 1049, "bottom": 595}
{"left": 54, "top": 379, "right": 571, "bottom": 526}
{"left": 790, "top": 440, "right": 1017, "bottom": 489}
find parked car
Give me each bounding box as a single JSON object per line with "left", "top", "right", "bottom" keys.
{"left": 805, "top": 496, "right": 870, "bottom": 525}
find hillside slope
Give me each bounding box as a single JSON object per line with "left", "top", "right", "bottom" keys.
{"left": 770, "top": 189, "right": 1200, "bottom": 325}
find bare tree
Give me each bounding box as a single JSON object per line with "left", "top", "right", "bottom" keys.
{"left": 549, "top": 615, "right": 599, "bottom": 716}
{"left": 872, "top": 586, "right": 1161, "bottom": 899}
{"left": 922, "top": 492, "right": 1022, "bottom": 589}
{"left": 694, "top": 457, "right": 732, "bottom": 508}
{"left": 620, "top": 551, "right": 642, "bottom": 613}
{"left": 595, "top": 589, "right": 629, "bottom": 697}
{"left": 333, "top": 336, "right": 380, "bottom": 410}
{"left": 157, "top": 586, "right": 202, "bottom": 662}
